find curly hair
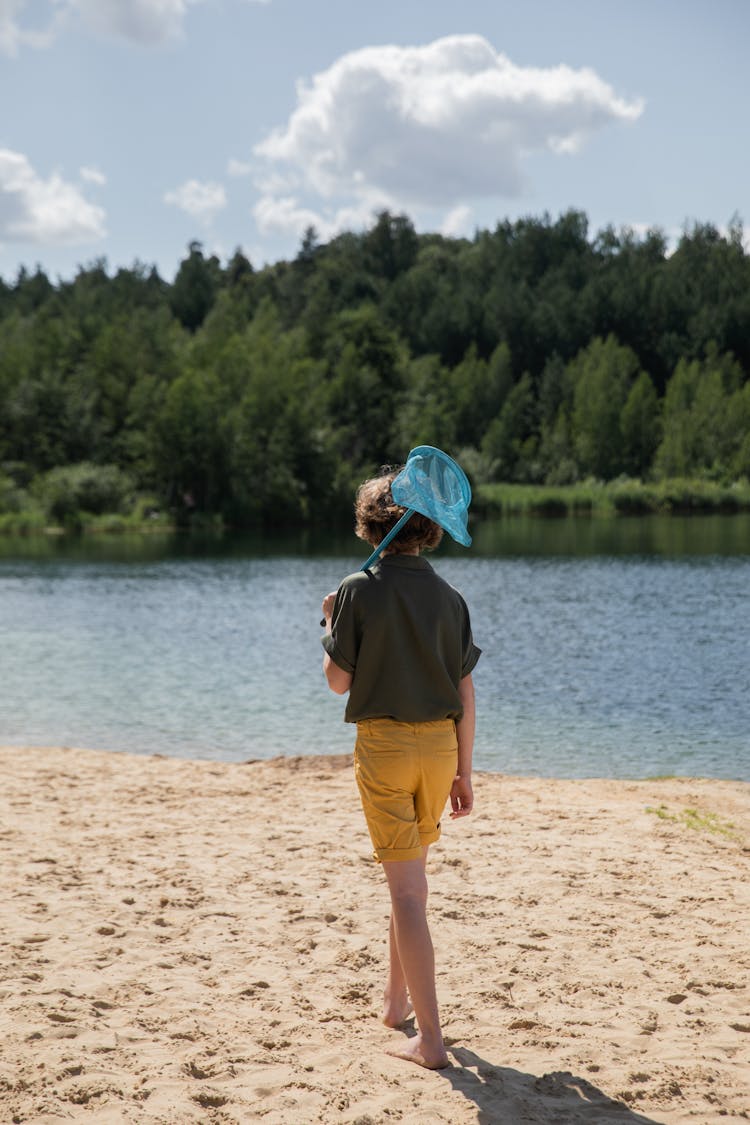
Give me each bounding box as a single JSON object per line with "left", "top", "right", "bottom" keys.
{"left": 354, "top": 468, "right": 443, "bottom": 554}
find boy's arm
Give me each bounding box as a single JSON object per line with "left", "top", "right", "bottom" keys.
{"left": 323, "top": 652, "right": 352, "bottom": 694}
{"left": 322, "top": 591, "right": 353, "bottom": 695}
{"left": 450, "top": 673, "right": 475, "bottom": 818}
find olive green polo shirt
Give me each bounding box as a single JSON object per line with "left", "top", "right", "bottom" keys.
{"left": 321, "top": 554, "right": 481, "bottom": 724}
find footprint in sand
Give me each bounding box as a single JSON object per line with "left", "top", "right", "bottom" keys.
{"left": 48, "top": 1012, "right": 77, "bottom": 1024}
{"left": 191, "top": 1091, "right": 229, "bottom": 1109}
{"left": 184, "top": 1058, "right": 220, "bottom": 1080}
{"left": 58, "top": 1064, "right": 84, "bottom": 1079}
{"left": 239, "top": 980, "right": 270, "bottom": 998}
{"left": 339, "top": 985, "right": 371, "bottom": 1003}
{"left": 91, "top": 1000, "right": 115, "bottom": 1014}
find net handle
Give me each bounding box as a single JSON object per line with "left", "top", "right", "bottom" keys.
{"left": 360, "top": 507, "right": 415, "bottom": 572}
{"left": 319, "top": 506, "right": 416, "bottom": 624}
{"left": 321, "top": 446, "right": 470, "bottom": 624}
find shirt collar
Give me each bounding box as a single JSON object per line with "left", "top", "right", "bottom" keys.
{"left": 378, "top": 554, "right": 434, "bottom": 572}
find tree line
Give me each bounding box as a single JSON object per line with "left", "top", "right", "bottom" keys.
{"left": 1, "top": 209, "right": 748, "bottom": 528}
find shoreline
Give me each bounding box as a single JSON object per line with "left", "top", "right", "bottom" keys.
{"left": 2, "top": 745, "right": 748, "bottom": 1123}
{"left": 3, "top": 741, "right": 750, "bottom": 787}
{"left": 2, "top": 495, "right": 750, "bottom": 545}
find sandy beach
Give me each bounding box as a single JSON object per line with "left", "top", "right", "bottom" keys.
{"left": 1, "top": 746, "right": 748, "bottom": 1124}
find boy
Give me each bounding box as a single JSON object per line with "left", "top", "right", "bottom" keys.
{"left": 321, "top": 467, "right": 480, "bottom": 1069}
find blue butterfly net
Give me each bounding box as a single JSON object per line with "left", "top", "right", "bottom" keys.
{"left": 391, "top": 445, "right": 472, "bottom": 547}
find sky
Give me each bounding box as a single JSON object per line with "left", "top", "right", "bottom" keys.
{"left": 0, "top": 0, "right": 748, "bottom": 281}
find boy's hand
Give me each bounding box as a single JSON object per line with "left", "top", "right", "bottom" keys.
{"left": 321, "top": 591, "right": 337, "bottom": 624}
{"left": 449, "top": 775, "right": 473, "bottom": 818}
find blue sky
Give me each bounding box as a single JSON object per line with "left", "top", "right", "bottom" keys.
{"left": 1, "top": 0, "right": 747, "bottom": 281}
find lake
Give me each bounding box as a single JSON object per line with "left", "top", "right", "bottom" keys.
{"left": 1, "top": 515, "right": 749, "bottom": 780}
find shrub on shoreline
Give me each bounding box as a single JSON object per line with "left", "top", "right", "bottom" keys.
{"left": 2, "top": 464, "right": 750, "bottom": 536}
{"left": 475, "top": 478, "right": 750, "bottom": 518}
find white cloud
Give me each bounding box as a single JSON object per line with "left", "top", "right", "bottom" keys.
{"left": 0, "top": 0, "right": 65, "bottom": 55}
{"left": 71, "top": 0, "right": 191, "bottom": 46}
{"left": 227, "top": 158, "right": 254, "bottom": 178}
{"left": 254, "top": 34, "right": 644, "bottom": 212}
{"left": 80, "top": 165, "right": 107, "bottom": 186}
{"left": 253, "top": 192, "right": 388, "bottom": 243}
{"left": 441, "top": 204, "right": 472, "bottom": 238}
{"left": 0, "top": 148, "right": 106, "bottom": 244}
{"left": 0, "top": 0, "right": 27, "bottom": 54}
{"left": 1, "top": 0, "right": 247, "bottom": 52}
{"left": 164, "top": 178, "right": 227, "bottom": 222}
{"left": 253, "top": 195, "right": 328, "bottom": 238}
{"left": 1, "top": 0, "right": 273, "bottom": 53}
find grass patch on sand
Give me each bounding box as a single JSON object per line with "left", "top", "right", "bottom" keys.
{"left": 646, "top": 805, "right": 739, "bottom": 840}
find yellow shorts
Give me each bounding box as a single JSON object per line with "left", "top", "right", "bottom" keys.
{"left": 354, "top": 718, "right": 458, "bottom": 863}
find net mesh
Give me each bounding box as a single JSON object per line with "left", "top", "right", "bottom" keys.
{"left": 391, "top": 445, "right": 472, "bottom": 546}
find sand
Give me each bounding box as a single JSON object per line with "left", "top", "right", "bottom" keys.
{"left": 0, "top": 745, "right": 748, "bottom": 1125}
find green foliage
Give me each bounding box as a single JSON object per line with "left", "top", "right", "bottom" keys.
{"left": 621, "top": 371, "right": 662, "bottom": 477}
{"left": 34, "top": 462, "right": 136, "bottom": 524}
{"left": 481, "top": 372, "right": 538, "bottom": 481}
{"left": 450, "top": 342, "right": 514, "bottom": 449}
{"left": 0, "top": 508, "right": 47, "bottom": 534}
{"left": 170, "top": 241, "right": 222, "bottom": 331}
{"left": 0, "top": 211, "right": 748, "bottom": 529}
{"left": 363, "top": 211, "right": 419, "bottom": 281}
{"left": 477, "top": 477, "right": 750, "bottom": 517}
{"left": 570, "top": 335, "right": 640, "bottom": 478}
{"left": 0, "top": 470, "right": 35, "bottom": 516}
{"left": 324, "top": 304, "right": 404, "bottom": 466}
{"left": 151, "top": 366, "right": 227, "bottom": 515}
{"left": 477, "top": 480, "right": 603, "bottom": 516}
{"left": 653, "top": 347, "right": 747, "bottom": 480}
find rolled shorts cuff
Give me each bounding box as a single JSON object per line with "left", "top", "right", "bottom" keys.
{"left": 374, "top": 827, "right": 442, "bottom": 864}
{"left": 374, "top": 843, "right": 426, "bottom": 863}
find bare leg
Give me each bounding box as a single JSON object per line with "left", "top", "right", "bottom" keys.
{"left": 383, "top": 847, "right": 428, "bottom": 1027}
{"left": 382, "top": 851, "right": 449, "bottom": 1069}
{"left": 383, "top": 909, "right": 414, "bottom": 1026}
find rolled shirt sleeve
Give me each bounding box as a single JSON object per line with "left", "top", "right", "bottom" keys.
{"left": 321, "top": 583, "right": 359, "bottom": 675}
{"left": 459, "top": 594, "right": 481, "bottom": 678}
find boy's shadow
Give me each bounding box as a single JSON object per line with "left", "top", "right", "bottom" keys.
{"left": 444, "top": 1046, "right": 666, "bottom": 1125}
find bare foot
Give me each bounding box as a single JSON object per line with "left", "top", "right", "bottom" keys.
{"left": 383, "top": 989, "right": 413, "bottom": 1028}
{"left": 386, "top": 1036, "right": 450, "bottom": 1070}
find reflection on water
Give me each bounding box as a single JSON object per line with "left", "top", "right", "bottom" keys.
{"left": 2, "top": 513, "right": 750, "bottom": 563}
{"left": 473, "top": 514, "right": 750, "bottom": 557}
{"left": 0, "top": 516, "right": 748, "bottom": 780}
